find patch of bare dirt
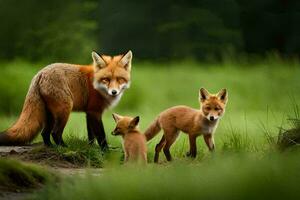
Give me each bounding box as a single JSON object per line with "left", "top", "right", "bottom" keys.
{"left": 0, "top": 185, "right": 35, "bottom": 200}
{"left": 0, "top": 191, "right": 32, "bottom": 200}
{"left": 0, "top": 143, "right": 86, "bottom": 168}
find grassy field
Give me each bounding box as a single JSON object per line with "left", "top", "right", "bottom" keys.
{"left": 0, "top": 59, "right": 299, "bottom": 155}
{"left": 0, "top": 59, "right": 299, "bottom": 199}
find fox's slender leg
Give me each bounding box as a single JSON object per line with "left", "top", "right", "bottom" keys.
{"left": 51, "top": 111, "right": 70, "bottom": 146}
{"left": 43, "top": 97, "right": 72, "bottom": 147}
{"left": 163, "top": 130, "right": 179, "bottom": 161}
{"left": 187, "top": 134, "right": 197, "bottom": 158}
{"left": 124, "top": 151, "right": 129, "bottom": 163}
{"left": 86, "top": 114, "right": 95, "bottom": 144}
{"left": 86, "top": 112, "right": 108, "bottom": 151}
{"left": 41, "top": 110, "right": 54, "bottom": 146}
{"left": 163, "top": 141, "right": 172, "bottom": 161}
{"left": 204, "top": 134, "right": 215, "bottom": 151}
{"left": 154, "top": 135, "right": 166, "bottom": 163}
{"left": 98, "top": 117, "right": 108, "bottom": 150}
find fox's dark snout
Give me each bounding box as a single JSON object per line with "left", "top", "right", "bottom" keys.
{"left": 111, "top": 90, "right": 117, "bottom": 95}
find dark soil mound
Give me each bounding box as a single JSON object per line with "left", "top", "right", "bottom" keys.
{"left": 277, "top": 128, "right": 300, "bottom": 150}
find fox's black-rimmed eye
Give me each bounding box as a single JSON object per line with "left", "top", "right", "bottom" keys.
{"left": 206, "top": 106, "right": 211, "bottom": 111}
{"left": 100, "top": 77, "right": 110, "bottom": 83}
{"left": 215, "top": 107, "right": 222, "bottom": 111}
{"left": 117, "top": 77, "right": 126, "bottom": 83}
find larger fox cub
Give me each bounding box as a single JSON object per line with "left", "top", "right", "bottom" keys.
{"left": 112, "top": 113, "right": 147, "bottom": 164}
{"left": 145, "top": 88, "right": 228, "bottom": 162}
{"left": 0, "top": 51, "right": 133, "bottom": 150}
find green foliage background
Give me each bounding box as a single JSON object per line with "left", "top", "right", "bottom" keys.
{"left": 0, "top": 0, "right": 299, "bottom": 61}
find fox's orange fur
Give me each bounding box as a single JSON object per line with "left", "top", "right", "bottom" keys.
{"left": 112, "top": 114, "right": 147, "bottom": 164}
{"left": 0, "top": 51, "right": 133, "bottom": 149}
{"left": 145, "top": 88, "right": 228, "bottom": 162}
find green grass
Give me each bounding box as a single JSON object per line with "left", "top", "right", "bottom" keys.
{"left": 17, "top": 138, "right": 106, "bottom": 168}
{"left": 33, "top": 151, "right": 300, "bottom": 200}
{"left": 53, "top": 136, "right": 105, "bottom": 167}
{"left": 0, "top": 158, "right": 53, "bottom": 190}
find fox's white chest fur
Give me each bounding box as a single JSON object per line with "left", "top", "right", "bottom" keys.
{"left": 201, "top": 121, "right": 219, "bottom": 135}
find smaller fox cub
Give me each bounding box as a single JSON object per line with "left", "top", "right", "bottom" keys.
{"left": 112, "top": 114, "right": 147, "bottom": 164}
{"left": 145, "top": 88, "right": 228, "bottom": 163}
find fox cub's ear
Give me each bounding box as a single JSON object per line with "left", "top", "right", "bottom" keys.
{"left": 129, "top": 116, "right": 139, "bottom": 129}
{"left": 92, "top": 51, "right": 106, "bottom": 71}
{"left": 112, "top": 113, "right": 122, "bottom": 123}
{"left": 119, "top": 50, "right": 133, "bottom": 71}
{"left": 199, "top": 88, "right": 210, "bottom": 102}
{"left": 217, "top": 89, "right": 228, "bottom": 103}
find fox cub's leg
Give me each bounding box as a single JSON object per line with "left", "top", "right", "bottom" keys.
{"left": 187, "top": 134, "right": 197, "bottom": 158}
{"left": 86, "top": 112, "right": 108, "bottom": 151}
{"left": 203, "top": 134, "right": 215, "bottom": 151}
{"left": 142, "top": 152, "right": 147, "bottom": 165}
{"left": 163, "top": 129, "right": 180, "bottom": 162}
{"left": 41, "top": 110, "right": 54, "bottom": 146}
{"left": 124, "top": 151, "right": 129, "bottom": 163}
{"left": 154, "top": 135, "right": 166, "bottom": 163}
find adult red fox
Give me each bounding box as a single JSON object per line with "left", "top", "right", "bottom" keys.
{"left": 0, "top": 51, "right": 133, "bottom": 150}
{"left": 145, "top": 88, "right": 228, "bottom": 162}
{"left": 111, "top": 114, "right": 147, "bottom": 164}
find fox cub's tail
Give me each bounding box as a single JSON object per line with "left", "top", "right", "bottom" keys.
{"left": 144, "top": 117, "right": 161, "bottom": 141}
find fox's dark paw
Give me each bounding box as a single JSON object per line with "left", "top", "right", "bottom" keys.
{"left": 100, "top": 145, "right": 110, "bottom": 154}
{"left": 44, "top": 143, "right": 54, "bottom": 148}
{"left": 186, "top": 151, "right": 197, "bottom": 158}
{"left": 60, "top": 141, "right": 68, "bottom": 148}
{"left": 61, "top": 144, "right": 68, "bottom": 148}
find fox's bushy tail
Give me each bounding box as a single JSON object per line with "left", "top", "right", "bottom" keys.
{"left": 0, "top": 75, "right": 46, "bottom": 145}
{"left": 144, "top": 117, "right": 161, "bottom": 141}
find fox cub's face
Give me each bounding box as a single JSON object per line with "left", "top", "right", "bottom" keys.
{"left": 111, "top": 113, "right": 140, "bottom": 136}
{"left": 92, "top": 51, "right": 132, "bottom": 97}
{"left": 199, "top": 88, "right": 228, "bottom": 122}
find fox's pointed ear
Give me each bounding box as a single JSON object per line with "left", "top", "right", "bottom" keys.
{"left": 217, "top": 88, "right": 228, "bottom": 103}
{"left": 92, "top": 51, "right": 106, "bottom": 71}
{"left": 119, "top": 50, "right": 133, "bottom": 71}
{"left": 129, "top": 116, "right": 139, "bottom": 129}
{"left": 112, "top": 113, "right": 122, "bottom": 123}
{"left": 199, "top": 88, "right": 210, "bottom": 102}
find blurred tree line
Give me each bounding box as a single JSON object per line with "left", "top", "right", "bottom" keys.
{"left": 0, "top": 0, "right": 299, "bottom": 62}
